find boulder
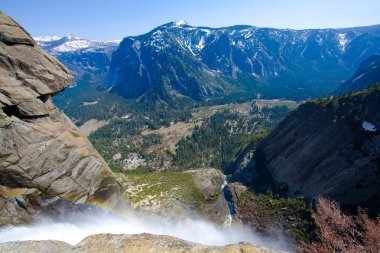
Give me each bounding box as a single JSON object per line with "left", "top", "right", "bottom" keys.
{"left": 0, "top": 13, "right": 35, "bottom": 45}
{"left": 224, "top": 182, "right": 247, "bottom": 204}
{"left": 0, "top": 12, "right": 121, "bottom": 226}
{"left": 0, "top": 195, "right": 33, "bottom": 226}
{"left": 188, "top": 168, "right": 230, "bottom": 224}
{"left": 16, "top": 98, "right": 50, "bottom": 117}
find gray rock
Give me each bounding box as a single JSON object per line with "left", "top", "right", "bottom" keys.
{"left": 0, "top": 12, "right": 35, "bottom": 45}
{"left": 225, "top": 183, "right": 247, "bottom": 204}
{"left": 16, "top": 98, "right": 49, "bottom": 117}
{"left": 0, "top": 108, "right": 10, "bottom": 127}
{"left": 0, "top": 233, "right": 282, "bottom": 253}
{"left": 188, "top": 168, "right": 230, "bottom": 224}
{"left": 0, "top": 12, "right": 72, "bottom": 108}
{"left": 191, "top": 168, "right": 225, "bottom": 201}
{"left": 0, "top": 240, "right": 72, "bottom": 253}
{"left": 0, "top": 195, "right": 33, "bottom": 226}
{"left": 0, "top": 12, "right": 122, "bottom": 226}
{"left": 258, "top": 91, "right": 380, "bottom": 213}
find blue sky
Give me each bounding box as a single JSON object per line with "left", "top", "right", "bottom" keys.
{"left": 2, "top": 0, "right": 380, "bottom": 41}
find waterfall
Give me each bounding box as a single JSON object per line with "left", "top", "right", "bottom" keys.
{"left": 221, "top": 177, "right": 234, "bottom": 227}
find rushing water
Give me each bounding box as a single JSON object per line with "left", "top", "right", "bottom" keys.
{"left": 0, "top": 174, "right": 291, "bottom": 250}
{"left": 220, "top": 178, "right": 234, "bottom": 227}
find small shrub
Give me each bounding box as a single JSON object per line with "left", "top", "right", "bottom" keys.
{"left": 298, "top": 197, "right": 380, "bottom": 253}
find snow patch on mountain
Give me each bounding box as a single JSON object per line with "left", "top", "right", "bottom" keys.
{"left": 107, "top": 39, "right": 122, "bottom": 44}
{"left": 316, "top": 35, "right": 323, "bottom": 45}
{"left": 174, "top": 20, "right": 188, "bottom": 26}
{"left": 66, "top": 33, "right": 81, "bottom": 40}
{"left": 351, "top": 73, "right": 365, "bottom": 83}
{"left": 362, "top": 121, "right": 377, "bottom": 132}
{"left": 54, "top": 39, "right": 94, "bottom": 52}
{"left": 200, "top": 29, "right": 211, "bottom": 35}
{"left": 196, "top": 36, "right": 205, "bottom": 50}
{"left": 34, "top": 35, "right": 61, "bottom": 42}
{"left": 338, "top": 33, "right": 349, "bottom": 51}
{"left": 34, "top": 34, "right": 119, "bottom": 54}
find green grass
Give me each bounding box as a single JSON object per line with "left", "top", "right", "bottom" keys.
{"left": 121, "top": 172, "right": 204, "bottom": 207}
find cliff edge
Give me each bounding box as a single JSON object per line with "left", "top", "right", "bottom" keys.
{"left": 0, "top": 12, "right": 121, "bottom": 226}
{"left": 259, "top": 85, "right": 380, "bottom": 213}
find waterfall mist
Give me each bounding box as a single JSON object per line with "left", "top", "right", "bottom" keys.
{"left": 0, "top": 205, "right": 291, "bottom": 251}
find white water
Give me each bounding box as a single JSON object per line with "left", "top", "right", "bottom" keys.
{"left": 223, "top": 213, "right": 233, "bottom": 227}
{"left": 220, "top": 178, "right": 233, "bottom": 227}
{"left": 0, "top": 206, "right": 290, "bottom": 251}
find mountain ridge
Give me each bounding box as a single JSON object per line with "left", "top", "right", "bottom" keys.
{"left": 34, "top": 34, "right": 119, "bottom": 54}
{"left": 105, "top": 21, "right": 380, "bottom": 103}
{"left": 336, "top": 55, "right": 380, "bottom": 94}
{"left": 257, "top": 84, "right": 380, "bottom": 213}
{"left": 35, "top": 22, "right": 380, "bottom": 108}
{"left": 35, "top": 34, "right": 119, "bottom": 85}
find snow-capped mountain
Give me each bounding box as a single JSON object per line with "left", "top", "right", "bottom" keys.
{"left": 35, "top": 34, "right": 119, "bottom": 82}
{"left": 35, "top": 22, "right": 380, "bottom": 103}
{"left": 105, "top": 21, "right": 380, "bottom": 101}
{"left": 34, "top": 35, "right": 62, "bottom": 42}
{"left": 34, "top": 34, "right": 119, "bottom": 55}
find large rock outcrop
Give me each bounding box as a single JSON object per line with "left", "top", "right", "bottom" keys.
{"left": 120, "top": 168, "right": 230, "bottom": 224}
{"left": 258, "top": 85, "right": 380, "bottom": 213}
{"left": 189, "top": 168, "right": 230, "bottom": 224}
{"left": 224, "top": 183, "right": 313, "bottom": 243}
{"left": 0, "top": 233, "right": 282, "bottom": 253}
{"left": 0, "top": 12, "right": 121, "bottom": 226}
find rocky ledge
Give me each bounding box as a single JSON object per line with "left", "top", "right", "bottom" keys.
{"left": 0, "top": 233, "right": 283, "bottom": 253}
{"left": 224, "top": 183, "right": 313, "bottom": 243}
{"left": 0, "top": 12, "right": 121, "bottom": 226}
{"left": 120, "top": 168, "right": 231, "bottom": 224}
{"left": 258, "top": 86, "right": 380, "bottom": 213}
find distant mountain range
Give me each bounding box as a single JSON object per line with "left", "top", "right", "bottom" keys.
{"left": 36, "top": 22, "right": 380, "bottom": 104}
{"left": 105, "top": 22, "right": 380, "bottom": 102}
{"left": 336, "top": 24, "right": 380, "bottom": 36}
{"left": 34, "top": 34, "right": 120, "bottom": 54}
{"left": 35, "top": 34, "right": 119, "bottom": 83}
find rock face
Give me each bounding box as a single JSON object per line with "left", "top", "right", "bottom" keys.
{"left": 224, "top": 183, "right": 247, "bottom": 205}
{"left": 0, "top": 194, "right": 33, "bottom": 225}
{"left": 0, "top": 12, "right": 121, "bottom": 226}
{"left": 224, "top": 183, "right": 313, "bottom": 243}
{"left": 190, "top": 168, "right": 230, "bottom": 224}
{"left": 258, "top": 85, "right": 380, "bottom": 213}
{"left": 120, "top": 168, "right": 230, "bottom": 224}
{"left": 0, "top": 233, "right": 282, "bottom": 253}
